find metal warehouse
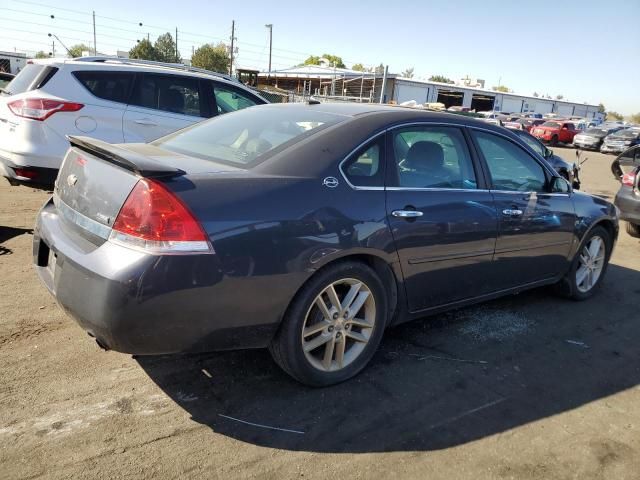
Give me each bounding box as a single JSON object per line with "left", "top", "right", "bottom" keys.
{"left": 392, "top": 78, "right": 600, "bottom": 118}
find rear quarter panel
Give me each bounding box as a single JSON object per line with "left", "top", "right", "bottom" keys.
{"left": 569, "top": 191, "right": 619, "bottom": 257}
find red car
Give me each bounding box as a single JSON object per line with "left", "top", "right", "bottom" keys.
{"left": 531, "top": 120, "right": 580, "bottom": 146}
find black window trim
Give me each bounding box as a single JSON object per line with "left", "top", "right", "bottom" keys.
{"left": 467, "top": 125, "right": 560, "bottom": 194}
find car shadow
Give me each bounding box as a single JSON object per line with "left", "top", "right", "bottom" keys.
{"left": 137, "top": 263, "right": 640, "bottom": 453}
{"left": 0, "top": 226, "right": 33, "bottom": 255}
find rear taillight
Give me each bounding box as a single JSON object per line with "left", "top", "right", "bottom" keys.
{"left": 13, "top": 167, "right": 39, "bottom": 179}
{"left": 109, "top": 178, "right": 212, "bottom": 254}
{"left": 7, "top": 98, "right": 84, "bottom": 121}
{"left": 621, "top": 172, "right": 636, "bottom": 187}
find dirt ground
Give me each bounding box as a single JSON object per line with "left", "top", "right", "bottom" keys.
{"left": 1, "top": 148, "right": 639, "bottom": 480}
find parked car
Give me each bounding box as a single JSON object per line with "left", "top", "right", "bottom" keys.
{"left": 573, "top": 126, "right": 623, "bottom": 150}
{"left": 0, "top": 72, "right": 15, "bottom": 90}
{"left": 483, "top": 117, "right": 503, "bottom": 126}
{"left": 518, "top": 118, "right": 545, "bottom": 132}
{"left": 0, "top": 57, "right": 267, "bottom": 186}
{"left": 611, "top": 145, "right": 640, "bottom": 237}
{"left": 503, "top": 121, "right": 524, "bottom": 130}
{"left": 601, "top": 128, "right": 640, "bottom": 154}
{"left": 531, "top": 120, "right": 580, "bottom": 146}
{"left": 33, "top": 104, "right": 618, "bottom": 386}
{"left": 509, "top": 128, "right": 581, "bottom": 189}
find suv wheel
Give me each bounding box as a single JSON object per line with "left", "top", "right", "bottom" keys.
{"left": 269, "top": 261, "right": 387, "bottom": 386}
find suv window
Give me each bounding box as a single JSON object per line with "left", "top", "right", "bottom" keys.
{"left": 391, "top": 126, "right": 477, "bottom": 189}
{"left": 130, "top": 74, "right": 202, "bottom": 117}
{"left": 473, "top": 130, "right": 547, "bottom": 192}
{"left": 73, "top": 71, "right": 134, "bottom": 104}
{"left": 341, "top": 137, "right": 384, "bottom": 187}
{"left": 4, "top": 64, "right": 57, "bottom": 95}
{"left": 213, "top": 83, "right": 260, "bottom": 114}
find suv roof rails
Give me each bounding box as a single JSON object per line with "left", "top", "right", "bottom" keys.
{"left": 74, "top": 56, "right": 241, "bottom": 84}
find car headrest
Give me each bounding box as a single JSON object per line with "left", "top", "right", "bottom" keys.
{"left": 404, "top": 141, "right": 445, "bottom": 171}
{"left": 159, "top": 89, "right": 185, "bottom": 113}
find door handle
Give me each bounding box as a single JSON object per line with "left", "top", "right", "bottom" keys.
{"left": 134, "top": 119, "right": 157, "bottom": 126}
{"left": 502, "top": 208, "right": 523, "bottom": 217}
{"left": 392, "top": 210, "right": 424, "bottom": 218}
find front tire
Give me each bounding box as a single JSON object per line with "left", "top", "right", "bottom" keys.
{"left": 557, "top": 226, "right": 612, "bottom": 300}
{"left": 269, "top": 261, "right": 388, "bottom": 387}
{"left": 550, "top": 135, "right": 559, "bottom": 147}
{"left": 627, "top": 222, "right": 640, "bottom": 238}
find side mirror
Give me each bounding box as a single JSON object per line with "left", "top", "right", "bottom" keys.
{"left": 545, "top": 148, "right": 553, "bottom": 158}
{"left": 550, "top": 176, "right": 571, "bottom": 194}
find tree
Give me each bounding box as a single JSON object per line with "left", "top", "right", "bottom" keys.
{"left": 154, "top": 32, "right": 180, "bottom": 63}
{"left": 68, "top": 43, "right": 90, "bottom": 58}
{"left": 304, "top": 54, "right": 345, "bottom": 68}
{"left": 607, "top": 111, "right": 623, "bottom": 121}
{"left": 34, "top": 51, "right": 49, "bottom": 59}
{"left": 428, "top": 75, "right": 454, "bottom": 84}
{"left": 630, "top": 112, "right": 640, "bottom": 124}
{"left": 598, "top": 103, "right": 606, "bottom": 113}
{"left": 129, "top": 38, "right": 159, "bottom": 61}
{"left": 191, "top": 43, "right": 229, "bottom": 74}
{"left": 374, "top": 63, "right": 385, "bottom": 75}
{"left": 401, "top": 67, "right": 414, "bottom": 78}
{"left": 533, "top": 92, "right": 539, "bottom": 97}
{"left": 556, "top": 94, "right": 564, "bottom": 100}
{"left": 351, "top": 63, "right": 365, "bottom": 72}
{"left": 492, "top": 85, "right": 509, "bottom": 93}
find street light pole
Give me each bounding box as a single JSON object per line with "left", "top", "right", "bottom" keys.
{"left": 48, "top": 33, "right": 71, "bottom": 56}
{"left": 265, "top": 24, "right": 273, "bottom": 80}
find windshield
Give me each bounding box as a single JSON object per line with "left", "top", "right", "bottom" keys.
{"left": 542, "top": 122, "right": 561, "bottom": 128}
{"left": 613, "top": 129, "right": 640, "bottom": 138}
{"left": 585, "top": 128, "right": 607, "bottom": 135}
{"left": 154, "top": 106, "right": 346, "bottom": 168}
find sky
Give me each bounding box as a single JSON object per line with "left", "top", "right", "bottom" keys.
{"left": 2, "top": 0, "right": 639, "bottom": 115}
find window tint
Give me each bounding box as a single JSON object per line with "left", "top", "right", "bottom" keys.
{"left": 342, "top": 137, "right": 384, "bottom": 187}
{"left": 131, "top": 74, "right": 201, "bottom": 116}
{"left": 73, "top": 71, "right": 133, "bottom": 103}
{"left": 473, "top": 131, "right": 547, "bottom": 192}
{"left": 214, "top": 83, "right": 259, "bottom": 114}
{"left": 4, "top": 64, "right": 56, "bottom": 94}
{"left": 392, "top": 126, "right": 477, "bottom": 189}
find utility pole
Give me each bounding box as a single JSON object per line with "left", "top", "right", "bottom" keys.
{"left": 92, "top": 11, "right": 97, "bottom": 55}
{"left": 265, "top": 24, "right": 273, "bottom": 79}
{"left": 175, "top": 27, "right": 178, "bottom": 61}
{"left": 229, "top": 20, "right": 235, "bottom": 76}
{"left": 51, "top": 40, "right": 55, "bottom": 57}
{"left": 379, "top": 65, "right": 388, "bottom": 104}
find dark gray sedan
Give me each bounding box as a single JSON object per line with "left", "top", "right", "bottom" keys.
{"left": 34, "top": 103, "right": 618, "bottom": 386}
{"left": 612, "top": 145, "right": 640, "bottom": 237}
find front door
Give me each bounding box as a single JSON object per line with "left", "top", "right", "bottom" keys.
{"left": 123, "top": 73, "right": 205, "bottom": 143}
{"left": 386, "top": 125, "right": 498, "bottom": 312}
{"left": 470, "top": 129, "right": 576, "bottom": 289}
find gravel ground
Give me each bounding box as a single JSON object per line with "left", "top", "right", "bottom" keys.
{"left": 1, "top": 148, "right": 639, "bottom": 480}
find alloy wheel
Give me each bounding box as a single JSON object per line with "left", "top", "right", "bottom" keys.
{"left": 575, "top": 235, "right": 606, "bottom": 293}
{"left": 301, "top": 278, "right": 376, "bottom": 372}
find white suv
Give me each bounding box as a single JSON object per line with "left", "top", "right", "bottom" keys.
{"left": 0, "top": 57, "right": 267, "bottom": 186}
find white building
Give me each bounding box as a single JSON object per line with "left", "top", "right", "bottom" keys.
{"left": 392, "top": 77, "right": 600, "bottom": 118}
{"left": 0, "top": 51, "right": 27, "bottom": 74}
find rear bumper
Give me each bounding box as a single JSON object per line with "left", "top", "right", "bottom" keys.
{"left": 573, "top": 140, "right": 601, "bottom": 150}
{"left": 0, "top": 155, "right": 58, "bottom": 186}
{"left": 33, "top": 199, "right": 288, "bottom": 354}
{"left": 615, "top": 188, "right": 640, "bottom": 224}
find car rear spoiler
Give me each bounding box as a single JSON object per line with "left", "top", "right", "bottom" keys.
{"left": 67, "top": 136, "right": 185, "bottom": 178}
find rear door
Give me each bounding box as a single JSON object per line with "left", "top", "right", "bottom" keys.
{"left": 123, "top": 73, "right": 206, "bottom": 142}
{"left": 469, "top": 128, "right": 576, "bottom": 289}
{"left": 385, "top": 124, "right": 498, "bottom": 312}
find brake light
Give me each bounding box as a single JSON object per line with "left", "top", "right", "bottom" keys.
{"left": 7, "top": 98, "right": 83, "bottom": 121}
{"left": 621, "top": 172, "right": 636, "bottom": 187}
{"left": 110, "top": 178, "right": 212, "bottom": 254}
{"left": 13, "top": 167, "right": 39, "bottom": 179}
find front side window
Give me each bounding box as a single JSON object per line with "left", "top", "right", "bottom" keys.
{"left": 73, "top": 71, "right": 133, "bottom": 104}
{"left": 214, "top": 83, "right": 260, "bottom": 114}
{"left": 472, "top": 130, "right": 547, "bottom": 192}
{"left": 341, "top": 137, "right": 384, "bottom": 187}
{"left": 130, "top": 74, "right": 201, "bottom": 117}
{"left": 391, "top": 126, "right": 477, "bottom": 189}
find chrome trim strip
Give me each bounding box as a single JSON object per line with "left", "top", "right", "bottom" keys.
{"left": 386, "top": 187, "right": 490, "bottom": 193}
{"left": 495, "top": 240, "right": 572, "bottom": 255}
{"left": 53, "top": 193, "right": 112, "bottom": 240}
{"left": 408, "top": 249, "right": 494, "bottom": 265}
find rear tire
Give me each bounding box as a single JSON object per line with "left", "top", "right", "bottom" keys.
{"left": 269, "top": 261, "right": 388, "bottom": 387}
{"left": 551, "top": 135, "right": 559, "bottom": 147}
{"left": 555, "top": 226, "right": 612, "bottom": 300}
{"left": 627, "top": 222, "right": 640, "bottom": 238}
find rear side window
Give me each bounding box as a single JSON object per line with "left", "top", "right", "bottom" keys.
{"left": 130, "top": 74, "right": 202, "bottom": 117}
{"left": 341, "top": 137, "right": 385, "bottom": 187}
{"left": 213, "top": 83, "right": 260, "bottom": 114}
{"left": 4, "top": 64, "right": 57, "bottom": 95}
{"left": 72, "top": 71, "right": 134, "bottom": 104}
